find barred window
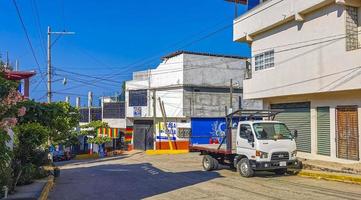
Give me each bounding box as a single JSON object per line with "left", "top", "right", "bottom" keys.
{"left": 129, "top": 90, "right": 147, "bottom": 106}
{"left": 346, "top": 6, "right": 359, "bottom": 51}
{"left": 103, "top": 102, "right": 125, "bottom": 119}
{"left": 177, "top": 128, "right": 191, "bottom": 138}
{"left": 255, "top": 50, "right": 274, "bottom": 71}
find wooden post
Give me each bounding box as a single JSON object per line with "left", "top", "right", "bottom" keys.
{"left": 158, "top": 97, "right": 173, "bottom": 150}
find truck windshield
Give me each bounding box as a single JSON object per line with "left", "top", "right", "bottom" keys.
{"left": 253, "top": 123, "right": 293, "bottom": 140}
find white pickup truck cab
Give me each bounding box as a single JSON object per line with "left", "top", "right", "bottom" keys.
{"left": 190, "top": 110, "right": 301, "bottom": 177}
{"left": 235, "top": 120, "right": 298, "bottom": 177}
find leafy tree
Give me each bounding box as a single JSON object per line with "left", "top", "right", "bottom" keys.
{"left": 13, "top": 123, "right": 48, "bottom": 164}
{"left": 80, "top": 120, "right": 109, "bottom": 137}
{"left": 0, "top": 66, "right": 23, "bottom": 192}
{"left": 18, "top": 101, "right": 80, "bottom": 146}
{"left": 87, "top": 136, "right": 112, "bottom": 145}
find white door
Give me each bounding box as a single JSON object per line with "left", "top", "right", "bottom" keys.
{"left": 237, "top": 124, "right": 256, "bottom": 158}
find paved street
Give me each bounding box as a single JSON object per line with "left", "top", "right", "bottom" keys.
{"left": 49, "top": 152, "right": 361, "bottom": 200}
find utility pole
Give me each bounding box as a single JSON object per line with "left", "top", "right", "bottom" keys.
{"left": 152, "top": 90, "right": 157, "bottom": 149}
{"left": 229, "top": 79, "right": 233, "bottom": 114}
{"left": 47, "top": 26, "right": 75, "bottom": 103}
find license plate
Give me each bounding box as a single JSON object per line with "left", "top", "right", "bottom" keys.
{"left": 279, "top": 161, "right": 287, "bottom": 167}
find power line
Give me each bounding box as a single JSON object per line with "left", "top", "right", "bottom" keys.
{"left": 12, "top": 0, "right": 47, "bottom": 88}
{"left": 31, "top": 0, "right": 47, "bottom": 62}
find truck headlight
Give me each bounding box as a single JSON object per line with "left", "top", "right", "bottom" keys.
{"left": 291, "top": 150, "right": 297, "bottom": 157}
{"left": 256, "top": 150, "right": 268, "bottom": 159}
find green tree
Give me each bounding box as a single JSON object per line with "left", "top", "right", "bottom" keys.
{"left": 18, "top": 101, "right": 80, "bottom": 146}
{"left": 80, "top": 120, "right": 109, "bottom": 137}
{"left": 0, "top": 66, "right": 23, "bottom": 192}
{"left": 87, "top": 136, "right": 112, "bottom": 145}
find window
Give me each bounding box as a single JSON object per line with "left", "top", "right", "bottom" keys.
{"left": 255, "top": 50, "right": 274, "bottom": 71}
{"left": 239, "top": 124, "right": 252, "bottom": 139}
{"left": 129, "top": 90, "right": 147, "bottom": 106}
{"left": 253, "top": 123, "right": 293, "bottom": 140}
{"left": 346, "top": 6, "right": 359, "bottom": 51}
{"left": 177, "top": 128, "right": 191, "bottom": 138}
{"left": 103, "top": 102, "right": 125, "bottom": 119}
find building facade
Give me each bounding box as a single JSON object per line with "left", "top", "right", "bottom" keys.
{"left": 233, "top": 0, "right": 361, "bottom": 163}
{"left": 126, "top": 51, "right": 262, "bottom": 150}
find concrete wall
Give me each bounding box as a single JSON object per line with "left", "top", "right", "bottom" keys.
{"left": 183, "top": 54, "right": 246, "bottom": 87}
{"left": 243, "top": 3, "right": 361, "bottom": 99}
{"left": 183, "top": 90, "right": 240, "bottom": 117}
{"left": 102, "top": 118, "right": 126, "bottom": 128}
{"left": 263, "top": 90, "right": 361, "bottom": 163}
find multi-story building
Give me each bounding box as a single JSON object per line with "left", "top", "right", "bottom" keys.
{"left": 126, "top": 51, "right": 262, "bottom": 151}
{"left": 233, "top": 0, "right": 361, "bottom": 163}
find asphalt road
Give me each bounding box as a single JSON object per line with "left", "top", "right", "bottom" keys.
{"left": 49, "top": 152, "right": 361, "bottom": 200}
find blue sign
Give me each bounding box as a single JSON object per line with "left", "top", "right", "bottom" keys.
{"left": 133, "top": 106, "right": 142, "bottom": 117}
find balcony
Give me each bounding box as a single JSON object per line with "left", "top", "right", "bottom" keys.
{"left": 233, "top": 0, "right": 344, "bottom": 42}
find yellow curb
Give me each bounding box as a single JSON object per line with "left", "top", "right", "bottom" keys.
{"left": 74, "top": 154, "right": 99, "bottom": 160}
{"left": 298, "top": 170, "right": 361, "bottom": 185}
{"left": 38, "top": 175, "right": 54, "bottom": 200}
{"left": 145, "top": 150, "right": 189, "bottom": 155}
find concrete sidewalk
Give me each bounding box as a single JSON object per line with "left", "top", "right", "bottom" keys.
{"left": 6, "top": 176, "right": 54, "bottom": 200}
{"left": 301, "top": 159, "right": 361, "bottom": 175}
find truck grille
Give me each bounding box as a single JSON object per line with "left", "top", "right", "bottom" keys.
{"left": 271, "top": 152, "right": 289, "bottom": 161}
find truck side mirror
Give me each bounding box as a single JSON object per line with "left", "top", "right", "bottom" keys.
{"left": 293, "top": 130, "right": 298, "bottom": 139}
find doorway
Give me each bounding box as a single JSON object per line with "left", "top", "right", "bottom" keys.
{"left": 336, "top": 106, "right": 359, "bottom": 160}
{"left": 133, "top": 121, "right": 154, "bottom": 151}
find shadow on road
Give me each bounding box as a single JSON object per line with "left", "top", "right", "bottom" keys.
{"left": 49, "top": 161, "right": 222, "bottom": 200}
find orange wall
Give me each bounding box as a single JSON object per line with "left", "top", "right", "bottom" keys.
{"left": 156, "top": 141, "right": 189, "bottom": 150}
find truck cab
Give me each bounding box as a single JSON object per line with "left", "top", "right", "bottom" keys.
{"left": 235, "top": 120, "right": 299, "bottom": 177}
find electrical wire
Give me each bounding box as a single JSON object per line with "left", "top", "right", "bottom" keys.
{"left": 12, "top": 0, "right": 47, "bottom": 90}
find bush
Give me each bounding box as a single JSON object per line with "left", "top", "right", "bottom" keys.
{"left": 0, "top": 165, "right": 13, "bottom": 197}
{"left": 16, "top": 163, "right": 36, "bottom": 186}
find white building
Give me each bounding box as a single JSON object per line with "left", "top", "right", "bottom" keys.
{"left": 126, "top": 51, "right": 262, "bottom": 150}
{"left": 233, "top": 0, "right": 361, "bottom": 163}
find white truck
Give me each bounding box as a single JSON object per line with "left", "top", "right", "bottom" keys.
{"left": 190, "top": 110, "right": 302, "bottom": 177}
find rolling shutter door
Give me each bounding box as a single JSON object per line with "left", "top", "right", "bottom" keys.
{"left": 271, "top": 102, "right": 311, "bottom": 153}
{"left": 317, "top": 107, "right": 331, "bottom": 156}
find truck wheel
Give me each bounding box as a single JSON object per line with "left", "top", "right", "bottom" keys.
{"left": 274, "top": 168, "right": 287, "bottom": 175}
{"left": 212, "top": 157, "right": 219, "bottom": 170}
{"left": 202, "top": 155, "right": 214, "bottom": 171}
{"left": 237, "top": 158, "right": 254, "bottom": 177}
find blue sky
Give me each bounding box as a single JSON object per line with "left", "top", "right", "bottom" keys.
{"left": 0, "top": 0, "right": 249, "bottom": 106}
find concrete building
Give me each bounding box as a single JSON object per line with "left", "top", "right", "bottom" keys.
{"left": 233, "top": 0, "right": 361, "bottom": 163}
{"left": 126, "top": 51, "right": 262, "bottom": 150}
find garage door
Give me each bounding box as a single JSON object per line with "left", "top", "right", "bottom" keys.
{"left": 271, "top": 102, "right": 311, "bottom": 153}
{"left": 317, "top": 107, "right": 331, "bottom": 156}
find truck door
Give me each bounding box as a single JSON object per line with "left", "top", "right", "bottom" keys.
{"left": 237, "top": 124, "right": 256, "bottom": 158}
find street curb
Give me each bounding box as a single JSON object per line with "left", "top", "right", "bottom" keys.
{"left": 146, "top": 150, "right": 189, "bottom": 155}
{"left": 298, "top": 170, "right": 361, "bottom": 185}
{"left": 38, "top": 175, "right": 54, "bottom": 200}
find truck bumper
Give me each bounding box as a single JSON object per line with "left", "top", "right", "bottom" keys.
{"left": 249, "top": 159, "right": 300, "bottom": 171}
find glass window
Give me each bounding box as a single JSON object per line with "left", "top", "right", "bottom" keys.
{"left": 253, "top": 123, "right": 292, "bottom": 140}
{"left": 239, "top": 124, "right": 252, "bottom": 139}
{"left": 255, "top": 50, "right": 274, "bottom": 71}
{"left": 129, "top": 90, "right": 147, "bottom": 106}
